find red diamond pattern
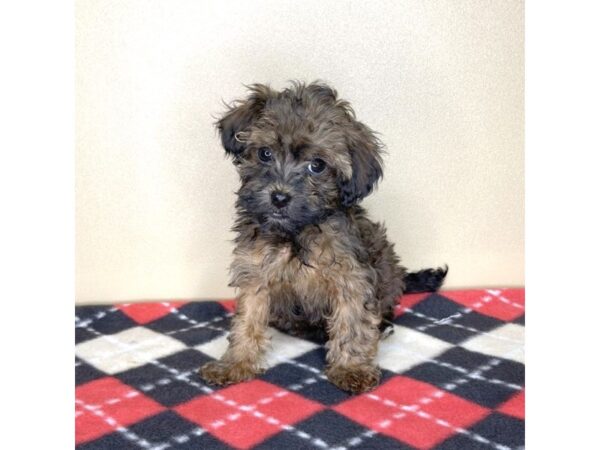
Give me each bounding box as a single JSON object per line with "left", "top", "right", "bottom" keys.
{"left": 394, "top": 292, "right": 430, "bottom": 317}
{"left": 75, "top": 377, "right": 165, "bottom": 444}
{"left": 334, "top": 376, "right": 490, "bottom": 449}
{"left": 443, "top": 289, "right": 525, "bottom": 321}
{"left": 497, "top": 389, "right": 525, "bottom": 420}
{"left": 175, "top": 379, "right": 323, "bottom": 449}
{"left": 117, "top": 301, "right": 188, "bottom": 324}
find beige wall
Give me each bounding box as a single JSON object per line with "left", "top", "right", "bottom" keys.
{"left": 76, "top": 0, "right": 524, "bottom": 304}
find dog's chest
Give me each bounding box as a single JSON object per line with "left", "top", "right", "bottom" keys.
{"left": 264, "top": 244, "right": 313, "bottom": 285}
{"left": 262, "top": 241, "right": 339, "bottom": 300}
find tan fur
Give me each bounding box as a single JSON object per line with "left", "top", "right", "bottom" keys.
{"left": 200, "top": 82, "right": 409, "bottom": 393}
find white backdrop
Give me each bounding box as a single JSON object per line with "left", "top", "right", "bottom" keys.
{"left": 76, "top": 0, "right": 524, "bottom": 303}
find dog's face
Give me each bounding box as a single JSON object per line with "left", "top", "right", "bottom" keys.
{"left": 217, "top": 82, "right": 383, "bottom": 234}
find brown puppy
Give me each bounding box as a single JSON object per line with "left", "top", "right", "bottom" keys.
{"left": 200, "top": 81, "right": 447, "bottom": 393}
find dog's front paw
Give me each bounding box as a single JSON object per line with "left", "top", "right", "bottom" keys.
{"left": 199, "top": 360, "right": 261, "bottom": 386}
{"left": 326, "top": 364, "right": 381, "bottom": 394}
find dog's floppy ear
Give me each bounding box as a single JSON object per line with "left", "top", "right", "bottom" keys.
{"left": 338, "top": 120, "right": 384, "bottom": 207}
{"left": 216, "top": 84, "right": 273, "bottom": 157}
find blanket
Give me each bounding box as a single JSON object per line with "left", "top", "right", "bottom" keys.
{"left": 75, "top": 289, "right": 524, "bottom": 449}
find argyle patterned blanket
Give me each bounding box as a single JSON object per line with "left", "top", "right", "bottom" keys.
{"left": 75, "top": 289, "right": 525, "bottom": 450}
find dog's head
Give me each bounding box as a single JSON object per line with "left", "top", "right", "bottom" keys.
{"left": 217, "top": 81, "right": 383, "bottom": 234}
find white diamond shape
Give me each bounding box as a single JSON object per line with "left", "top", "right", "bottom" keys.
{"left": 196, "top": 327, "right": 318, "bottom": 368}
{"left": 460, "top": 323, "right": 524, "bottom": 363}
{"left": 75, "top": 326, "right": 186, "bottom": 374}
{"left": 376, "top": 325, "right": 454, "bottom": 373}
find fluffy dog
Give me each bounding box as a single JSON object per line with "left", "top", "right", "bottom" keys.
{"left": 200, "top": 81, "right": 447, "bottom": 393}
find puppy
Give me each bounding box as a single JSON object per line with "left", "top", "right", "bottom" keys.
{"left": 200, "top": 81, "right": 447, "bottom": 393}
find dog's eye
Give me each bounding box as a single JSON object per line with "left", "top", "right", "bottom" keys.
{"left": 258, "top": 147, "right": 273, "bottom": 163}
{"left": 308, "top": 158, "right": 326, "bottom": 174}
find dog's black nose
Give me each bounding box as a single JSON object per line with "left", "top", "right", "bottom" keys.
{"left": 271, "top": 191, "right": 291, "bottom": 208}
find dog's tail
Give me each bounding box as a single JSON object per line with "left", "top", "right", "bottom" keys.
{"left": 404, "top": 265, "right": 448, "bottom": 294}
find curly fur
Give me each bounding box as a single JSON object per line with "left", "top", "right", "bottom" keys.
{"left": 200, "top": 81, "right": 446, "bottom": 393}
